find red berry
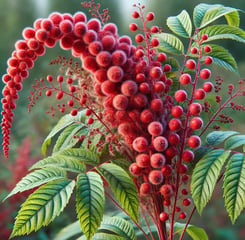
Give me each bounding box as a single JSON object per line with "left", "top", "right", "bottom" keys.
{"left": 148, "top": 121, "right": 163, "bottom": 136}
{"left": 182, "top": 149, "right": 194, "bottom": 162}
{"left": 107, "top": 66, "right": 124, "bottom": 82}
{"left": 83, "top": 30, "right": 97, "bottom": 44}
{"left": 165, "top": 146, "right": 177, "bottom": 159}
{"left": 59, "top": 20, "right": 73, "bottom": 33}
{"left": 129, "top": 163, "right": 142, "bottom": 176}
{"left": 87, "top": 18, "right": 101, "bottom": 32}
{"left": 200, "top": 68, "right": 211, "bottom": 80}
{"left": 171, "top": 106, "right": 183, "bottom": 118}
{"left": 151, "top": 26, "right": 159, "bottom": 33}
{"left": 132, "top": 93, "right": 148, "bottom": 108}
{"left": 161, "top": 164, "right": 172, "bottom": 177}
{"left": 67, "top": 77, "right": 73, "bottom": 84}
{"left": 152, "top": 136, "right": 168, "bottom": 152}
{"left": 150, "top": 153, "right": 166, "bottom": 168}
{"left": 132, "top": 11, "right": 140, "bottom": 18}
{"left": 154, "top": 81, "right": 165, "bottom": 93}
{"left": 139, "top": 82, "right": 151, "bottom": 94}
{"left": 163, "top": 199, "right": 171, "bottom": 206}
{"left": 133, "top": 137, "right": 149, "bottom": 152}
{"left": 121, "top": 80, "right": 138, "bottom": 96}
{"left": 69, "top": 85, "right": 76, "bottom": 93}
{"left": 136, "top": 73, "right": 145, "bottom": 83}
{"left": 135, "top": 34, "right": 144, "bottom": 43}
{"left": 189, "top": 117, "right": 203, "bottom": 130}
{"left": 186, "top": 59, "right": 196, "bottom": 70}
{"left": 96, "top": 51, "right": 112, "bottom": 67}
{"left": 160, "top": 184, "right": 173, "bottom": 197}
{"left": 68, "top": 99, "right": 74, "bottom": 107}
{"left": 129, "top": 23, "right": 138, "bottom": 31}
{"left": 204, "top": 56, "right": 213, "bottom": 65}
{"left": 168, "top": 133, "right": 180, "bottom": 145}
{"left": 159, "top": 212, "right": 169, "bottom": 222}
{"left": 191, "top": 47, "right": 198, "bottom": 54}
{"left": 169, "top": 118, "right": 182, "bottom": 131}
{"left": 181, "top": 188, "right": 188, "bottom": 195}
{"left": 140, "top": 109, "right": 154, "bottom": 123}
{"left": 148, "top": 170, "right": 163, "bottom": 185}
{"left": 113, "top": 94, "right": 128, "bottom": 110}
{"left": 135, "top": 49, "right": 144, "bottom": 58}
{"left": 189, "top": 103, "right": 202, "bottom": 115}
{"left": 177, "top": 163, "right": 188, "bottom": 174}
{"left": 71, "top": 109, "right": 78, "bottom": 116}
{"left": 101, "top": 80, "right": 116, "bottom": 95}
{"left": 151, "top": 38, "right": 159, "bottom": 47}
{"left": 179, "top": 212, "right": 187, "bottom": 219}
{"left": 157, "top": 53, "right": 167, "bottom": 62}
{"left": 151, "top": 98, "right": 163, "bottom": 112}
{"left": 85, "top": 109, "right": 92, "bottom": 116}
{"left": 83, "top": 56, "right": 98, "bottom": 72}
{"left": 188, "top": 135, "right": 201, "bottom": 148}
{"left": 146, "top": 12, "right": 155, "bottom": 21}
{"left": 163, "top": 64, "right": 172, "bottom": 72}
{"left": 150, "top": 66, "right": 163, "bottom": 78}
{"left": 46, "top": 90, "right": 52, "bottom": 97}
{"left": 201, "top": 34, "right": 208, "bottom": 41}
{"left": 56, "top": 91, "right": 63, "bottom": 100}
{"left": 140, "top": 183, "right": 152, "bottom": 195}
{"left": 112, "top": 50, "right": 127, "bottom": 66}
{"left": 94, "top": 69, "right": 107, "bottom": 83}
{"left": 180, "top": 73, "right": 191, "bottom": 85}
{"left": 194, "top": 88, "right": 206, "bottom": 100}
{"left": 88, "top": 41, "right": 103, "bottom": 56}
{"left": 136, "top": 154, "right": 150, "bottom": 168}
{"left": 204, "top": 45, "right": 212, "bottom": 53}
{"left": 183, "top": 198, "right": 191, "bottom": 206}
{"left": 174, "top": 90, "right": 187, "bottom": 102}
{"left": 203, "top": 82, "right": 213, "bottom": 93}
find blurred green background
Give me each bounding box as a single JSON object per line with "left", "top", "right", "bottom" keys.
{"left": 1, "top": 0, "right": 245, "bottom": 239}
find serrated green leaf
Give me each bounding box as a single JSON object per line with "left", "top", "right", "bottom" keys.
{"left": 10, "top": 179, "right": 75, "bottom": 238}
{"left": 97, "top": 163, "right": 139, "bottom": 222}
{"left": 206, "top": 131, "right": 238, "bottom": 146}
{"left": 223, "top": 154, "right": 245, "bottom": 223}
{"left": 154, "top": 33, "right": 184, "bottom": 55}
{"left": 53, "top": 123, "right": 85, "bottom": 153}
{"left": 42, "top": 110, "right": 86, "bottom": 156}
{"left": 174, "top": 222, "right": 208, "bottom": 240}
{"left": 191, "top": 149, "right": 230, "bottom": 214}
{"left": 99, "top": 216, "right": 136, "bottom": 240}
{"left": 198, "top": 25, "right": 245, "bottom": 44}
{"left": 76, "top": 172, "right": 105, "bottom": 240}
{"left": 5, "top": 168, "right": 67, "bottom": 200}
{"left": 224, "top": 134, "right": 245, "bottom": 149}
{"left": 167, "top": 10, "right": 192, "bottom": 38}
{"left": 54, "top": 221, "right": 82, "bottom": 240}
{"left": 225, "top": 10, "right": 240, "bottom": 27}
{"left": 77, "top": 233, "right": 125, "bottom": 240}
{"left": 193, "top": 3, "right": 239, "bottom": 29}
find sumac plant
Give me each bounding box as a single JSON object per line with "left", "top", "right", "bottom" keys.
{"left": 2, "top": 1, "right": 245, "bottom": 239}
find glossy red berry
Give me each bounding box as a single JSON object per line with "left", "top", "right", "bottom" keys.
{"left": 191, "top": 47, "right": 198, "bottom": 54}
{"left": 186, "top": 59, "right": 196, "bottom": 70}
{"left": 133, "top": 137, "right": 149, "bottom": 152}
{"left": 179, "top": 212, "right": 187, "bottom": 219}
{"left": 182, "top": 149, "right": 194, "bottom": 162}
{"left": 129, "top": 23, "right": 138, "bottom": 31}
{"left": 181, "top": 188, "right": 188, "bottom": 195}
{"left": 163, "top": 64, "right": 172, "bottom": 72}
{"left": 71, "top": 109, "right": 78, "bottom": 116}
{"left": 171, "top": 106, "right": 183, "bottom": 118}
{"left": 168, "top": 133, "right": 180, "bottom": 145}
{"left": 180, "top": 73, "right": 191, "bottom": 85}
{"left": 151, "top": 99, "right": 163, "bottom": 112}
{"left": 194, "top": 88, "right": 206, "bottom": 100}
{"left": 148, "top": 121, "right": 163, "bottom": 136}
{"left": 154, "top": 81, "right": 165, "bottom": 93}
{"left": 160, "top": 184, "right": 173, "bottom": 197}
{"left": 169, "top": 118, "right": 182, "bottom": 131}
{"left": 201, "top": 34, "right": 208, "bottom": 41}
{"left": 146, "top": 12, "right": 155, "bottom": 21}
{"left": 203, "top": 82, "right": 213, "bottom": 93}
{"left": 121, "top": 80, "right": 138, "bottom": 96}
{"left": 151, "top": 38, "right": 159, "bottom": 47}
{"left": 189, "top": 117, "right": 203, "bottom": 130}
{"left": 177, "top": 163, "right": 188, "bottom": 174}
{"left": 132, "top": 11, "right": 140, "bottom": 18}
{"left": 152, "top": 136, "right": 168, "bottom": 152}
{"left": 139, "top": 82, "right": 150, "bottom": 94}
{"left": 189, "top": 103, "right": 202, "bottom": 115}
{"left": 136, "top": 154, "right": 150, "bottom": 168}
{"left": 135, "top": 34, "right": 144, "bottom": 43}
{"left": 159, "top": 212, "right": 169, "bottom": 222}
{"left": 148, "top": 170, "right": 163, "bottom": 185}
{"left": 113, "top": 94, "right": 128, "bottom": 110}
{"left": 183, "top": 198, "right": 191, "bottom": 206}
{"left": 107, "top": 66, "right": 124, "bottom": 82}
{"left": 204, "top": 45, "right": 212, "bottom": 53}
{"left": 161, "top": 164, "right": 173, "bottom": 177}
{"left": 129, "top": 163, "right": 142, "bottom": 176}
{"left": 140, "top": 109, "right": 154, "bottom": 123}
{"left": 140, "top": 183, "right": 152, "bottom": 195}
{"left": 150, "top": 66, "right": 163, "bottom": 78}
{"left": 200, "top": 68, "right": 211, "bottom": 80}
{"left": 188, "top": 135, "right": 201, "bottom": 148}
{"left": 151, "top": 26, "right": 159, "bottom": 33}
{"left": 204, "top": 56, "right": 213, "bottom": 65}
{"left": 157, "top": 53, "right": 167, "bottom": 62}
{"left": 174, "top": 90, "right": 187, "bottom": 102}
{"left": 150, "top": 153, "right": 166, "bottom": 168}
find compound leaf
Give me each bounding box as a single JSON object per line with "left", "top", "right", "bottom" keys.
{"left": 206, "top": 131, "right": 238, "bottom": 146}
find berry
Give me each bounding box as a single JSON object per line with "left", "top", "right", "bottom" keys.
{"left": 194, "top": 88, "right": 206, "bottom": 100}
{"left": 83, "top": 56, "right": 98, "bottom": 72}
{"left": 71, "top": 109, "right": 78, "bottom": 116}
{"left": 56, "top": 91, "right": 63, "bottom": 100}
{"left": 113, "top": 94, "right": 129, "bottom": 110}
{"left": 168, "top": 133, "right": 180, "bottom": 145}
{"left": 136, "top": 154, "right": 150, "bottom": 168}
{"left": 183, "top": 198, "right": 191, "bottom": 206}
{"left": 140, "top": 109, "right": 154, "bottom": 123}
{"left": 182, "top": 149, "right": 194, "bottom": 162}
{"left": 159, "top": 212, "right": 169, "bottom": 222}
{"left": 107, "top": 66, "right": 124, "bottom": 82}
{"left": 132, "top": 11, "right": 140, "bottom": 18}
{"left": 161, "top": 164, "right": 172, "bottom": 177}
{"left": 151, "top": 38, "right": 159, "bottom": 47}
{"left": 59, "top": 20, "right": 73, "bottom": 33}
{"left": 139, "top": 82, "right": 151, "bottom": 94}
{"left": 177, "top": 163, "right": 188, "bottom": 174}
{"left": 148, "top": 121, "right": 163, "bottom": 136}
{"left": 204, "top": 45, "right": 212, "bottom": 53}
{"left": 186, "top": 59, "right": 196, "bottom": 70}
{"left": 157, "top": 53, "right": 167, "bottom": 62}
{"left": 204, "top": 56, "right": 213, "bottom": 65}
{"left": 129, "top": 163, "right": 142, "bottom": 176}
{"left": 146, "top": 12, "right": 155, "bottom": 21}
{"left": 189, "top": 103, "right": 202, "bottom": 115}
{"left": 46, "top": 90, "right": 52, "bottom": 97}
{"left": 189, "top": 117, "right": 203, "bottom": 130}
{"left": 150, "top": 153, "right": 166, "bottom": 168}
{"left": 148, "top": 170, "right": 163, "bottom": 185}
{"left": 112, "top": 50, "right": 127, "bottom": 66}
{"left": 179, "top": 212, "right": 187, "bottom": 219}
{"left": 87, "top": 18, "right": 101, "bottom": 32}
{"left": 203, "top": 82, "right": 213, "bottom": 93}
{"left": 132, "top": 93, "right": 148, "bottom": 108}
{"left": 201, "top": 34, "right": 208, "bottom": 41}
{"left": 152, "top": 136, "right": 168, "bottom": 152}
{"left": 169, "top": 118, "right": 182, "bottom": 131}
{"left": 180, "top": 73, "right": 191, "bottom": 85}
{"left": 151, "top": 26, "right": 159, "bottom": 33}
{"left": 129, "top": 23, "right": 138, "bottom": 31}
{"left": 181, "top": 188, "right": 188, "bottom": 195}
{"left": 160, "top": 184, "right": 173, "bottom": 198}
{"left": 191, "top": 47, "right": 198, "bottom": 54}
{"left": 174, "top": 90, "right": 187, "bottom": 102}
{"left": 171, "top": 106, "right": 183, "bottom": 118}
{"left": 121, "top": 80, "right": 138, "bottom": 96}
{"left": 132, "top": 137, "right": 149, "bottom": 152}
{"left": 94, "top": 69, "right": 107, "bottom": 83}
{"left": 163, "top": 64, "right": 171, "bottom": 72}
{"left": 140, "top": 183, "right": 152, "bottom": 195}
{"left": 200, "top": 68, "right": 211, "bottom": 80}
{"left": 135, "top": 34, "right": 144, "bottom": 43}
{"left": 188, "top": 135, "right": 201, "bottom": 148}
{"left": 88, "top": 41, "right": 103, "bottom": 56}
{"left": 150, "top": 66, "right": 163, "bottom": 78}
{"left": 101, "top": 80, "right": 116, "bottom": 95}
{"left": 96, "top": 51, "right": 112, "bottom": 67}
{"left": 154, "top": 81, "right": 165, "bottom": 93}
{"left": 68, "top": 99, "right": 74, "bottom": 107}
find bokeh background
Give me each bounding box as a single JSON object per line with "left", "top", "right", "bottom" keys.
{"left": 1, "top": 0, "right": 245, "bottom": 239}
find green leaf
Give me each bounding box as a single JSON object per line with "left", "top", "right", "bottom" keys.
{"left": 54, "top": 221, "right": 82, "bottom": 240}
{"left": 191, "top": 149, "right": 230, "bottom": 214}
{"left": 97, "top": 163, "right": 139, "bottom": 222}
{"left": 5, "top": 168, "right": 67, "bottom": 200}
{"left": 174, "top": 222, "right": 209, "bottom": 240}
{"left": 164, "top": 57, "right": 180, "bottom": 72}
{"left": 99, "top": 216, "right": 136, "bottom": 240}
{"left": 224, "top": 134, "right": 245, "bottom": 149}
{"left": 167, "top": 10, "right": 192, "bottom": 38}
{"left": 206, "top": 131, "right": 238, "bottom": 146}
{"left": 193, "top": 3, "right": 240, "bottom": 29}
{"left": 42, "top": 110, "right": 86, "bottom": 155}
{"left": 77, "top": 233, "right": 125, "bottom": 240}
{"left": 154, "top": 33, "right": 184, "bottom": 55}
{"left": 76, "top": 172, "right": 105, "bottom": 240}
{"left": 53, "top": 123, "right": 85, "bottom": 153}
{"left": 10, "top": 179, "right": 75, "bottom": 238}
{"left": 223, "top": 154, "right": 245, "bottom": 223}
{"left": 198, "top": 25, "right": 245, "bottom": 44}
{"left": 225, "top": 10, "right": 240, "bottom": 27}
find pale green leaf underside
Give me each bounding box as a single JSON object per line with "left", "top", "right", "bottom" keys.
{"left": 206, "top": 131, "right": 238, "bottom": 146}
{"left": 76, "top": 172, "right": 105, "bottom": 240}
{"left": 174, "top": 222, "right": 209, "bottom": 240}
{"left": 10, "top": 179, "right": 75, "bottom": 238}
{"left": 224, "top": 134, "right": 245, "bottom": 149}
{"left": 191, "top": 149, "right": 230, "bottom": 214}
{"left": 5, "top": 168, "right": 67, "bottom": 200}
{"left": 53, "top": 221, "right": 81, "bottom": 240}
{"left": 223, "top": 154, "right": 245, "bottom": 223}
{"left": 193, "top": 3, "right": 239, "bottom": 28}
{"left": 99, "top": 216, "right": 136, "bottom": 240}
{"left": 167, "top": 10, "right": 192, "bottom": 38}
{"left": 42, "top": 110, "right": 86, "bottom": 155}
{"left": 98, "top": 163, "right": 139, "bottom": 222}
{"left": 199, "top": 25, "right": 245, "bottom": 43}
{"left": 155, "top": 33, "right": 184, "bottom": 55}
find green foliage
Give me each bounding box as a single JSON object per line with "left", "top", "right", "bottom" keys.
{"left": 97, "top": 163, "right": 139, "bottom": 222}
{"left": 191, "top": 149, "right": 231, "bottom": 214}
{"left": 10, "top": 179, "right": 75, "bottom": 238}
{"left": 53, "top": 221, "right": 81, "bottom": 240}
{"left": 76, "top": 172, "right": 105, "bottom": 240}
{"left": 224, "top": 134, "right": 245, "bottom": 149}
{"left": 206, "top": 131, "right": 238, "bottom": 146}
